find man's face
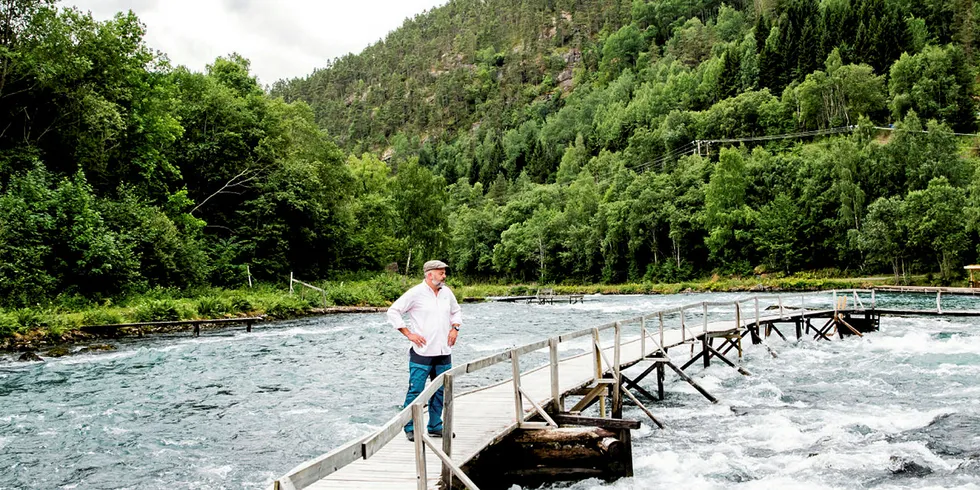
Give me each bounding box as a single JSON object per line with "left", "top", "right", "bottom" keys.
{"left": 429, "top": 268, "right": 447, "bottom": 286}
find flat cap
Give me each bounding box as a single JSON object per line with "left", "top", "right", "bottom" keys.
{"left": 423, "top": 260, "right": 449, "bottom": 272}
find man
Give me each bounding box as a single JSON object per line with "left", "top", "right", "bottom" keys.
{"left": 386, "top": 259, "right": 462, "bottom": 442}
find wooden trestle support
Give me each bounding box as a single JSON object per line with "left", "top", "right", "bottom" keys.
{"left": 463, "top": 304, "right": 886, "bottom": 488}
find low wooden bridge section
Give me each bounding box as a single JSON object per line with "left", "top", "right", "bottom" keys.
{"left": 272, "top": 288, "right": 980, "bottom": 490}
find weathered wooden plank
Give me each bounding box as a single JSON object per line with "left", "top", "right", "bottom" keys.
{"left": 551, "top": 414, "right": 640, "bottom": 429}
{"left": 279, "top": 436, "right": 365, "bottom": 489}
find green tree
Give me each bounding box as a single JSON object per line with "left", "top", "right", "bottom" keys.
{"left": 904, "top": 177, "right": 968, "bottom": 281}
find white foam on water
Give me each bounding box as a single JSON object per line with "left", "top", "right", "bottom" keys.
{"left": 102, "top": 426, "right": 130, "bottom": 436}
{"left": 868, "top": 329, "right": 980, "bottom": 356}
{"left": 198, "top": 464, "right": 234, "bottom": 479}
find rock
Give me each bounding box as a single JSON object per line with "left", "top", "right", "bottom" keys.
{"left": 956, "top": 453, "right": 980, "bottom": 473}
{"left": 44, "top": 346, "right": 70, "bottom": 357}
{"left": 730, "top": 406, "right": 750, "bottom": 416}
{"left": 18, "top": 351, "right": 43, "bottom": 362}
{"left": 78, "top": 344, "right": 116, "bottom": 353}
{"left": 889, "top": 456, "right": 933, "bottom": 477}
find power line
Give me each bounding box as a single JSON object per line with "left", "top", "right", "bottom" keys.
{"left": 628, "top": 124, "right": 980, "bottom": 174}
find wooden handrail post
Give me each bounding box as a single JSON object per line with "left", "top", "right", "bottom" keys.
{"left": 754, "top": 297, "right": 760, "bottom": 329}
{"left": 613, "top": 322, "right": 621, "bottom": 373}
{"left": 871, "top": 289, "right": 876, "bottom": 310}
{"left": 734, "top": 302, "right": 741, "bottom": 331}
{"left": 937, "top": 291, "right": 942, "bottom": 314}
{"left": 289, "top": 272, "right": 294, "bottom": 294}
{"left": 658, "top": 312, "right": 665, "bottom": 353}
{"left": 511, "top": 350, "right": 524, "bottom": 426}
{"left": 801, "top": 294, "right": 806, "bottom": 324}
{"left": 702, "top": 302, "right": 708, "bottom": 335}
{"left": 612, "top": 321, "right": 622, "bottom": 417}
{"left": 591, "top": 328, "right": 605, "bottom": 417}
{"left": 549, "top": 337, "right": 562, "bottom": 412}
{"left": 680, "top": 308, "right": 686, "bottom": 342}
{"left": 778, "top": 297, "right": 784, "bottom": 318}
{"left": 441, "top": 373, "right": 454, "bottom": 488}
{"left": 640, "top": 317, "right": 646, "bottom": 356}
{"left": 412, "top": 404, "right": 427, "bottom": 490}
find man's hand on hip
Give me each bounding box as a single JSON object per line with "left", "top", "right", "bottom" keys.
{"left": 402, "top": 330, "right": 426, "bottom": 348}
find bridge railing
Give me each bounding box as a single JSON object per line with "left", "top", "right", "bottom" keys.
{"left": 272, "top": 289, "right": 876, "bottom": 490}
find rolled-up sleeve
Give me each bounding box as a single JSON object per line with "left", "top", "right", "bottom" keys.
{"left": 387, "top": 290, "right": 413, "bottom": 330}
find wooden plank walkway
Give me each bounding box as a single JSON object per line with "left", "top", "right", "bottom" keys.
{"left": 274, "top": 288, "right": 980, "bottom": 490}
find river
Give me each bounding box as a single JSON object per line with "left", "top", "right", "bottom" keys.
{"left": 2, "top": 292, "right": 979, "bottom": 489}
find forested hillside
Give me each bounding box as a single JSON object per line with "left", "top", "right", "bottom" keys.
{"left": 275, "top": 0, "right": 980, "bottom": 283}
{"left": 1, "top": 0, "right": 979, "bottom": 311}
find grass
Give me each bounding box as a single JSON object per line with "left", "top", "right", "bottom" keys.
{"left": 0, "top": 271, "right": 961, "bottom": 344}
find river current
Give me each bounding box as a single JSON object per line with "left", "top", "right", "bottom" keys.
{"left": 2, "top": 292, "right": 979, "bottom": 489}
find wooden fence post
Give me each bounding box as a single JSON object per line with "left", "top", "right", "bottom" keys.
{"left": 412, "top": 404, "right": 427, "bottom": 490}
{"left": 511, "top": 350, "right": 524, "bottom": 426}
{"left": 441, "top": 373, "right": 454, "bottom": 488}
{"left": 549, "top": 337, "right": 562, "bottom": 412}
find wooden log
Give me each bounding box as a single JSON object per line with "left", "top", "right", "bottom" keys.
{"left": 551, "top": 414, "right": 641, "bottom": 430}
{"left": 598, "top": 437, "right": 623, "bottom": 457}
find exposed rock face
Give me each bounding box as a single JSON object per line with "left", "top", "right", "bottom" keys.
{"left": 78, "top": 344, "right": 116, "bottom": 353}
{"left": 18, "top": 351, "right": 42, "bottom": 362}
{"left": 44, "top": 347, "right": 69, "bottom": 357}
{"left": 889, "top": 456, "right": 933, "bottom": 477}
{"left": 891, "top": 413, "right": 980, "bottom": 457}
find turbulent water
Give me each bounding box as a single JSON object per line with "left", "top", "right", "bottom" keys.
{"left": 2, "top": 292, "right": 980, "bottom": 489}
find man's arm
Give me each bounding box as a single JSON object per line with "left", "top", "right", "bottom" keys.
{"left": 448, "top": 292, "right": 462, "bottom": 346}
{"left": 387, "top": 289, "right": 426, "bottom": 348}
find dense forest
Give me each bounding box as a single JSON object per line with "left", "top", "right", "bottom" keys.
{"left": 1, "top": 0, "right": 979, "bottom": 309}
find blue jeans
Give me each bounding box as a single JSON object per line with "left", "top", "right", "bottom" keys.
{"left": 403, "top": 361, "right": 451, "bottom": 434}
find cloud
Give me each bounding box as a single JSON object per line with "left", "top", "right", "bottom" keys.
{"left": 68, "top": 0, "right": 447, "bottom": 86}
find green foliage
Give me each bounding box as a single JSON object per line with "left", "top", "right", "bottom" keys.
{"left": 132, "top": 299, "right": 185, "bottom": 322}
{"left": 196, "top": 296, "right": 231, "bottom": 318}
{"left": 1, "top": 0, "right": 980, "bottom": 306}
{"left": 266, "top": 296, "right": 311, "bottom": 319}
{"left": 81, "top": 309, "right": 123, "bottom": 326}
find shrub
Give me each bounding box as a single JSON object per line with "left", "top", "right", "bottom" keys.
{"left": 371, "top": 274, "right": 409, "bottom": 302}
{"left": 229, "top": 295, "right": 253, "bottom": 313}
{"left": 81, "top": 309, "right": 124, "bottom": 325}
{"left": 196, "top": 296, "right": 230, "bottom": 317}
{"left": 326, "top": 286, "right": 360, "bottom": 306}
{"left": 14, "top": 308, "right": 44, "bottom": 328}
{"left": 132, "top": 299, "right": 183, "bottom": 322}
{"left": 266, "top": 296, "right": 309, "bottom": 319}
{"left": 0, "top": 311, "right": 19, "bottom": 337}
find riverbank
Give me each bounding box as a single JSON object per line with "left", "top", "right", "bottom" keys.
{"left": 0, "top": 272, "right": 941, "bottom": 356}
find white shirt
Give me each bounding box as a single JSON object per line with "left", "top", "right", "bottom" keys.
{"left": 387, "top": 281, "right": 462, "bottom": 357}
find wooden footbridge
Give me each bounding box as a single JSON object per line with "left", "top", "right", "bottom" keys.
{"left": 272, "top": 288, "right": 980, "bottom": 490}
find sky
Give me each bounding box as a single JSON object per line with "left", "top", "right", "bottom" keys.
{"left": 68, "top": 0, "right": 447, "bottom": 86}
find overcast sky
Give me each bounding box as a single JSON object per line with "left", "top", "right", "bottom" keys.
{"left": 68, "top": 0, "right": 447, "bottom": 86}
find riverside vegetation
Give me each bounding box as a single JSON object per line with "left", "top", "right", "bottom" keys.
{"left": 2, "top": 1, "right": 980, "bottom": 346}
{"left": 0, "top": 271, "right": 918, "bottom": 350}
